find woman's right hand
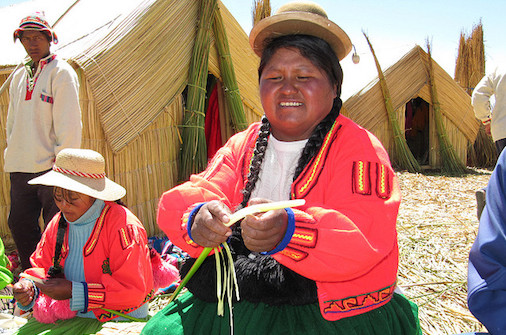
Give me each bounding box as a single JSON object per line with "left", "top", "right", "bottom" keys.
{"left": 190, "top": 200, "right": 232, "bottom": 248}
{"left": 13, "top": 280, "right": 35, "bottom": 306}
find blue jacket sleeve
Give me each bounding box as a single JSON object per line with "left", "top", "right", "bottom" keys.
{"left": 468, "top": 149, "right": 506, "bottom": 335}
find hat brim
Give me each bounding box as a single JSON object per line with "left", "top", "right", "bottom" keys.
{"left": 13, "top": 28, "right": 57, "bottom": 43}
{"left": 28, "top": 170, "right": 126, "bottom": 201}
{"left": 249, "top": 12, "right": 352, "bottom": 61}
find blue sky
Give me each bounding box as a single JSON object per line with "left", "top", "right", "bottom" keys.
{"left": 2, "top": 0, "right": 505, "bottom": 99}
{"left": 221, "top": 0, "right": 506, "bottom": 98}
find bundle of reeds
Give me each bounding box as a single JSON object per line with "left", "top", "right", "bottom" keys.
{"left": 213, "top": 4, "right": 248, "bottom": 133}
{"left": 363, "top": 32, "right": 422, "bottom": 173}
{"left": 179, "top": 0, "right": 218, "bottom": 181}
{"left": 426, "top": 41, "right": 468, "bottom": 175}
{"left": 455, "top": 22, "right": 485, "bottom": 95}
{"left": 253, "top": 0, "right": 271, "bottom": 26}
{"left": 455, "top": 22, "right": 496, "bottom": 167}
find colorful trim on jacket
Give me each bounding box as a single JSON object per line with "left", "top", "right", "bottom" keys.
{"left": 84, "top": 205, "right": 110, "bottom": 257}
{"left": 94, "top": 289, "right": 154, "bottom": 322}
{"left": 291, "top": 121, "right": 341, "bottom": 199}
{"left": 352, "top": 161, "right": 392, "bottom": 199}
{"left": 322, "top": 282, "right": 396, "bottom": 316}
{"left": 24, "top": 54, "right": 56, "bottom": 100}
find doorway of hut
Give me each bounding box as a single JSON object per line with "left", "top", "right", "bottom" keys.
{"left": 405, "top": 97, "right": 430, "bottom": 166}
{"left": 204, "top": 74, "right": 223, "bottom": 161}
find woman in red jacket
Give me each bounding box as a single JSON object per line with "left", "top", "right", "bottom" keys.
{"left": 143, "top": 1, "right": 421, "bottom": 334}
{"left": 13, "top": 148, "right": 153, "bottom": 334}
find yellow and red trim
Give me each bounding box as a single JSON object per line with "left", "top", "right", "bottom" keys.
{"left": 84, "top": 205, "right": 110, "bottom": 257}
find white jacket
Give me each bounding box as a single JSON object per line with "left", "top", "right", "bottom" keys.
{"left": 472, "top": 67, "right": 506, "bottom": 142}
{"left": 4, "top": 54, "right": 81, "bottom": 173}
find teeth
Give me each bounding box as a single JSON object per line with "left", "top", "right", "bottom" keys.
{"left": 280, "top": 102, "right": 302, "bottom": 107}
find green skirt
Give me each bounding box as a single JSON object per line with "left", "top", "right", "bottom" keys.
{"left": 141, "top": 292, "right": 421, "bottom": 335}
{"left": 14, "top": 317, "right": 103, "bottom": 335}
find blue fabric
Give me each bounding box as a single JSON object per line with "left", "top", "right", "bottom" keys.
{"left": 67, "top": 199, "right": 104, "bottom": 314}
{"left": 262, "top": 207, "right": 295, "bottom": 255}
{"left": 468, "top": 149, "right": 506, "bottom": 335}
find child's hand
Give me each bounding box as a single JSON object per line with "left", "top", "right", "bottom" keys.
{"left": 13, "top": 279, "right": 35, "bottom": 306}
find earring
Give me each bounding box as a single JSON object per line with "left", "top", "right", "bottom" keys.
{"left": 352, "top": 45, "right": 360, "bottom": 64}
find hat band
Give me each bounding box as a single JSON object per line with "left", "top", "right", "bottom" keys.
{"left": 53, "top": 166, "right": 106, "bottom": 179}
{"left": 19, "top": 22, "right": 50, "bottom": 30}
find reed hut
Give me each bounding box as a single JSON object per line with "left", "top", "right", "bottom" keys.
{"left": 0, "top": 0, "right": 262, "bottom": 238}
{"left": 342, "top": 45, "right": 480, "bottom": 170}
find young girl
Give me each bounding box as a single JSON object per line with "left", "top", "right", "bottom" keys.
{"left": 13, "top": 148, "right": 153, "bottom": 334}
{"left": 143, "top": 2, "right": 421, "bottom": 334}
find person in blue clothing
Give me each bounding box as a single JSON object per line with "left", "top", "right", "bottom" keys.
{"left": 468, "top": 148, "right": 506, "bottom": 335}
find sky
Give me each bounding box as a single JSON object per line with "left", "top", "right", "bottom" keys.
{"left": 221, "top": 0, "right": 506, "bottom": 99}
{"left": 1, "top": 0, "right": 505, "bottom": 99}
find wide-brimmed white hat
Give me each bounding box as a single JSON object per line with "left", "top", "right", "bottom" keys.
{"left": 29, "top": 148, "right": 125, "bottom": 201}
{"left": 249, "top": 1, "right": 352, "bottom": 61}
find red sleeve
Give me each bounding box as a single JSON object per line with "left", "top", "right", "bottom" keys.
{"left": 30, "top": 214, "right": 61, "bottom": 272}
{"left": 158, "top": 126, "right": 256, "bottom": 258}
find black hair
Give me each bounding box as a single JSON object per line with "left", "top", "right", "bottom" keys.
{"left": 239, "top": 34, "right": 343, "bottom": 208}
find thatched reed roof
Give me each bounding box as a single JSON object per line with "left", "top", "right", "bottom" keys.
{"left": 72, "top": 0, "right": 261, "bottom": 152}
{"left": 343, "top": 45, "right": 480, "bottom": 143}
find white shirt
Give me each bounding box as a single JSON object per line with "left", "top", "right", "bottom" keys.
{"left": 4, "top": 54, "right": 81, "bottom": 173}
{"left": 251, "top": 135, "right": 308, "bottom": 201}
{"left": 472, "top": 66, "right": 506, "bottom": 142}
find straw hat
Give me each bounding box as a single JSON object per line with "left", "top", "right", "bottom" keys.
{"left": 249, "top": 1, "right": 352, "bottom": 60}
{"left": 13, "top": 12, "right": 58, "bottom": 44}
{"left": 28, "top": 149, "right": 126, "bottom": 201}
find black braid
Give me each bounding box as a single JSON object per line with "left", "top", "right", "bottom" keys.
{"left": 47, "top": 214, "right": 67, "bottom": 278}
{"left": 239, "top": 115, "right": 271, "bottom": 209}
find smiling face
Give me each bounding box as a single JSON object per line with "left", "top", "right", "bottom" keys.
{"left": 259, "top": 47, "right": 337, "bottom": 141}
{"left": 20, "top": 30, "right": 50, "bottom": 64}
{"left": 53, "top": 187, "right": 95, "bottom": 222}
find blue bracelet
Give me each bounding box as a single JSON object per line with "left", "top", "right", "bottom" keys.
{"left": 262, "top": 208, "right": 295, "bottom": 255}
{"left": 186, "top": 203, "right": 206, "bottom": 242}
{"left": 82, "top": 282, "right": 89, "bottom": 313}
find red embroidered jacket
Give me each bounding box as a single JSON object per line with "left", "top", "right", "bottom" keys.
{"left": 30, "top": 202, "right": 154, "bottom": 322}
{"left": 158, "top": 114, "right": 400, "bottom": 321}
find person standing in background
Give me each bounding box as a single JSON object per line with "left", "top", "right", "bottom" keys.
{"left": 472, "top": 67, "right": 506, "bottom": 155}
{"left": 5, "top": 12, "right": 81, "bottom": 270}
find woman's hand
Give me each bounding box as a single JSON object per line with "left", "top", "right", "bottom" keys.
{"left": 241, "top": 198, "right": 288, "bottom": 252}
{"left": 35, "top": 278, "right": 72, "bottom": 300}
{"left": 13, "top": 280, "right": 35, "bottom": 306}
{"left": 191, "top": 200, "right": 232, "bottom": 248}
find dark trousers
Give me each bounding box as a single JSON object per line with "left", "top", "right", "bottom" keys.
{"left": 8, "top": 170, "right": 58, "bottom": 270}
{"left": 496, "top": 138, "right": 506, "bottom": 155}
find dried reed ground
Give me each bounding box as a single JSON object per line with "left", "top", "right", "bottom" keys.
{"left": 396, "top": 169, "right": 491, "bottom": 334}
